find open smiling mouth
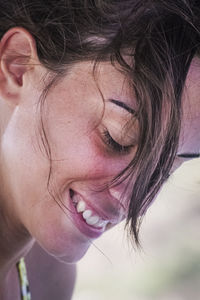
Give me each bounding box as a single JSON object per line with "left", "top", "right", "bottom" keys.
{"left": 69, "top": 189, "right": 110, "bottom": 239}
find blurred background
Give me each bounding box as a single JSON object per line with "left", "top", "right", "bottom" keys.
{"left": 73, "top": 160, "right": 200, "bottom": 300}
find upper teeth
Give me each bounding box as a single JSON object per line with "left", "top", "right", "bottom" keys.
{"left": 77, "top": 200, "right": 86, "bottom": 213}
{"left": 76, "top": 199, "right": 108, "bottom": 228}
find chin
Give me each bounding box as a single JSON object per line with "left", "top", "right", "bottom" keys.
{"left": 25, "top": 196, "right": 96, "bottom": 263}
{"left": 53, "top": 245, "right": 91, "bottom": 264}
{"left": 42, "top": 238, "right": 91, "bottom": 263}
{"left": 33, "top": 220, "right": 93, "bottom": 264}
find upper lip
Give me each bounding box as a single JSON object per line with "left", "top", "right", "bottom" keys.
{"left": 70, "top": 189, "right": 125, "bottom": 224}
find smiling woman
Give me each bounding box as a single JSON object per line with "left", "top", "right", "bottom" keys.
{"left": 0, "top": 0, "right": 200, "bottom": 299}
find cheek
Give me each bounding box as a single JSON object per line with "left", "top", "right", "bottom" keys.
{"left": 47, "top": 116, "right": 133, "bottom": 184}
{"left": 1, "top": 121, "right": 93, "bottom": 263}
{"left": 49, "top": 138, "right": 129, "bottom": 187}
{"left": 0, "top": 107, "right": 52, "bottom": 229}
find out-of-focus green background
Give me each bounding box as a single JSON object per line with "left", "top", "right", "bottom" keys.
{"left": 73, "top": 161, "right": 200, "bottom": 300}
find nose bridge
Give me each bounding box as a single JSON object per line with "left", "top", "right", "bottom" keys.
{"left": 91, "top": 160, "right": 122, "bottom": 178}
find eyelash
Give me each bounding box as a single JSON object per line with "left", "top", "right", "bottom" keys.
{"left": 103, "top": 130, "right": 132, "bottom": 154}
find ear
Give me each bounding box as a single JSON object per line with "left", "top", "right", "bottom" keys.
{"left": 0, "top": 27, "right": 39, "bottom": 105}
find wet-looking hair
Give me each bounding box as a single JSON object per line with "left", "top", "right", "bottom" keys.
{"left": 0, "top": 0, "right": 200, "bottom": 245}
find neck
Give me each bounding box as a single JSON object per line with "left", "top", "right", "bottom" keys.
{"left": 0, "top": 206, "right": 34, "bottom": 281}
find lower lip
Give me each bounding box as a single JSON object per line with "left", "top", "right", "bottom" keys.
{"left": 68, "top": 195, "right": 106, "bottom": 239}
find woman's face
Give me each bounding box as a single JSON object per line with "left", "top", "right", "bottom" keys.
{"left": 172, "top": 57, "right": 200, "bottom": 172}
{"left": 0, "top": 61, "right": 138, "bottom": 262}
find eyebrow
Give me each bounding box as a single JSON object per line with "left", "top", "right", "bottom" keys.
{"left": 109, "top": 99, "right": 136, "bottom": 115}
{"left": 177, "top": 153, "right": 200, "bottom": 158}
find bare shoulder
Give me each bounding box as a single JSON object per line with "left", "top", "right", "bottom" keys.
{"left": 25, "top": 242, "right": 77, "bottom": 300}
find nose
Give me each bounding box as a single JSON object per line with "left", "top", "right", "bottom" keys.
{"left": 108, "top": 182, "right": 130, "bottom": 215}
{"left": 97, "top": 187, "right": 127, "bottom": 223}
{"left": 109, "top": 188, "right": 122, "bottom": 202}
{"left": 83, "top": 156, "right": 132, "bottom": 218}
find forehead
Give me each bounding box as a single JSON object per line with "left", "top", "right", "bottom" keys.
{"left": 68, "top": 61, "right": 134, "bottom": 106}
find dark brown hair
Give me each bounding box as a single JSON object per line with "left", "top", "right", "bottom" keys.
{"left": 0, "top": 0, "right": 200, "bottom": 245}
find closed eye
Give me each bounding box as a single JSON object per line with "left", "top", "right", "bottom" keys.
{"left": 103, "top": 130, "right": 133, "bottom": 154}
{"left": 177, "top": 153, "right": 200, "bottom": 158}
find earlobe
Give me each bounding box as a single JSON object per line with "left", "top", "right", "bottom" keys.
{"left": 0, "top": 27, "right": 38, "bottom": 104}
